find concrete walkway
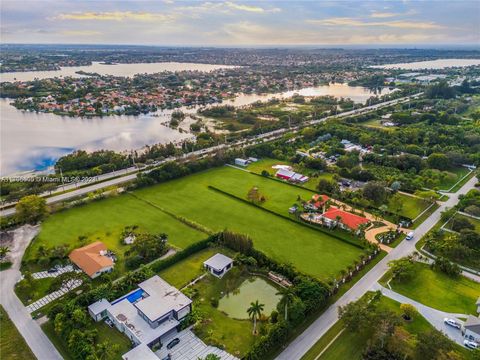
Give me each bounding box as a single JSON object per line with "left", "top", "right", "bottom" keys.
{"left": 276, "top": 174, "right": 478, "bottom": 360}
{"left": 374, "top": 284, "right": 466, "bottom": 346}
{"left": 26, "top": 279, "right": 83, "bottom": 313}
{"left": 0, "top": 225, "right": 63, "bottom": 360}
{"left": 32, "top": 264, "right": 78, "bottom": 279}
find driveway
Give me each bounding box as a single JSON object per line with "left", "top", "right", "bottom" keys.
{"left": 0, "top": 225, "right": 63, "bottom": 360}
{"left": 275, "top": 175, "right": 478, "bottom": 360}
{"left": 374, "top": 284, "right": 466, "bottom": 346}
{"left": 155, "top": 329, "right": 239, "bottom": 360}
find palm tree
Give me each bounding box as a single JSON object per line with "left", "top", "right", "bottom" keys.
{"left": 0, "top": 246, "right": 10, "bottom": 260}
{"left": 276, "top": 287, "right": 296, "bottom": 321}
{"left": 247, "top": 300, "right": 264, "bottom": 335}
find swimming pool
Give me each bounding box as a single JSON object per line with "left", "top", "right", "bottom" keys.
{"left": 111, "top": 288, "right": 144, "bottom": 305}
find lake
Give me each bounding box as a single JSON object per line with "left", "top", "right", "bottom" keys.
{"left": 0, "top": 82, "right": 394, "bottom": 176}
{"left": 0, "top": 61, "right": 235, "bottom": 82}
{"left": 217, "top": 277, "right": 281, "bottom": 320}
{"left": 373, "top": 58, "right": 480, "bottom": 70}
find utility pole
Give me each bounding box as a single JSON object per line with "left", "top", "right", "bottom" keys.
{"left": 59, "top": 167, "right": 66, "bottom": 191}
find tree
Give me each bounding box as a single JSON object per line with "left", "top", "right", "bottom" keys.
{"left": 247, "top": 300, "right": 265, "bottom": 335}
{"left": 388, "top": 257, "right": 415, "bottom": 282}
{"left": 416, "top": 329, "right": 453, "bottom": 359}
{"left": 201, "top": 355, "right": 222, "bottom": 360}
{"left": 246, "top": 187, "right": 261, "bottom": 203}
{"left": 427, "top": 153, "right": 451, "bottom": 171}
{"left": 15, "top": 195, "right": 48, "bottom": 224}
{"left": 131, "top": 232, "right": 168, "bottom": 261}
{"left": 363, "top": 182, "right": 388, "bottom": 206}
{"left": 276, "top": 287, "right": 296, "bottom": 321}
{"left": 339, "top": 298, "right": 374, "bottom": 332}
{"left": 0, "top": 246, "right": 10, "bottom": 260}
{"left": 450, "top": 217, "right": 474, "bottom": 232}
{"left": 400, "top": 303, "right": 417, "bottom": 320}
{"left": 317, "top": 179, "right": 339, "bottom": 195}
{"left": 52, "top": 271, "right": 86, "bottom": 291}
{"left": 95, "top": 340, "right": 120, "bottom": 360}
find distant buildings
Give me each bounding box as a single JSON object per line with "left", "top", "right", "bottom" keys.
{"left": 69, "top": 241, "right": 114, "bottom": 279}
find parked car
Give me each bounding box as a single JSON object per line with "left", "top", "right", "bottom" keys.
{"left": 444, "top": 318, "right": 461, "bottom": 329}
{"left": 166, "top": 338, "right": 180, "bottom": 349}
{"left": 464, "top": 340, "right": 478, "bottom": 349}
{"left": 105, "top": 318, "right": 114, "bottom": 328}
{"left": 405, "top": 231, "right": 415, "bottom": 241}
{"left": 47, "top": 268, "right": 58, "bottom": 273}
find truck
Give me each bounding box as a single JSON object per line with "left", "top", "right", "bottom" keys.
{"left": 406, "top": 232, "right": 415, "bottom": 241}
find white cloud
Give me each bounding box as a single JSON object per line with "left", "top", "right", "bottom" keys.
{"left": 308, "top": 17, "right": 442, "bottom": 29}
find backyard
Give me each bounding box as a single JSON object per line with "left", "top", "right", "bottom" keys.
{"left": 387, "top": 192, "right": 432, "bottom": 220}
{"left": 381, "top": 262, "right": 480, "bottom": 315}
{"left": 0, "top": 306, "right": 36, "bottom": 360}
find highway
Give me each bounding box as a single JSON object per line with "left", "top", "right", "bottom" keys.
{"left": 1, "top": 92, "right": 422, "bottom": 218}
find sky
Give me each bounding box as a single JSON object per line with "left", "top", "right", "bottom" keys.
{"left": 1, "top": 0, "right": 479, "bottom": 46}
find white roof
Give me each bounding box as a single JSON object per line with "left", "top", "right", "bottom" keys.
{"left": 109, "top": 297, "right": 179, "bottom": 344}
{"left": 204, "top": 253, "right": 233, "bottom": 271}
{"left": 136, "top": 275, "right": 192, "bottom": 322}
{"left": 122, "top": 343, "right": 159, "bottom": 360}
{"left": 88, "top": 299, "right": 110, "bottom": 315}
{"left": 276, "top": 168, "right": 295, "bottom": 178}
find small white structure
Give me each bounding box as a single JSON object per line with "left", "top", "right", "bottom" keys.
{"left": 88, "top": 298, "right": 110, "bottom": 322}
{"left": 204, "top": 253, "right": 234, "bottom": 278}
{"left": 122, "top": 343, "right": 158, "bottom": 360}
{"left": 248, "top": 157, "right": 259, "bottom": 162}
{"left": 462, "top": 315, "right": 480, "bottom": 343}
{"left": 235, "top": 158, "right": 249, "bottom": 167}
{"left": 123, "top": 235, "right": 136, "bottom": 245}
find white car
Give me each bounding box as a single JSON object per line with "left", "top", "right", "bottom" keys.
{"left": 444, "top": 318, "right": 461, "bottom": 329}
{"left": 464, "top": 340, "right": 479, "bottom": 349}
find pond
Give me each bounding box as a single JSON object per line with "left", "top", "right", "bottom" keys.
{"left": 218, "top": 277, "right": 281, "bottom": 320}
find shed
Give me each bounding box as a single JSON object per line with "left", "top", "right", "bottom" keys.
{"left": 88, "top": 299, "right": 110, "bottom": 322}
{"left": 204, "top": 253, "right": 234, "bottom": 278}
{"left": 235, "top": 158, "right": 249, "bottom": 167}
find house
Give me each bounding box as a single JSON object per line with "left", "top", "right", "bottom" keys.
{"left": 235, "top": 158, "right": 250, "bottom": 167}
{"left": 89, "top": 275, "right": 192, "bottom": 359}
{"left": 310, "top": 194, "right": 330, "bottom": 210}
{"left": 319, "top": 207, "right": 370, "bottom": 231}
{"left": 204, "top": 253, "right": 234, "bottom": 278}
{"left": 69, "top": 241, "right": 114, "bottom": 279}
{"left": 462, "top": 315, "right": 480, "bottom": 343}
{"left": 275, "top": 168, "right": 309, "bottom": 183}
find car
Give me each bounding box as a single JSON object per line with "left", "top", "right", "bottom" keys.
{"left": 405, "top": 231, "right": 415, "bottom": 241}
{"left": 166, "top": 338, "right": 180, "bottom": 350}
{"left": 464, "top": 340, "right": 478, "bottom": 349}
{"left": 444, "top": 318, "right": 461, "bottom": 329}
{"left": 47, "top": 268, "right": 58, "bottom": 273}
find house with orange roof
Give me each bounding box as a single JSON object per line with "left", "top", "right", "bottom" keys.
{"left": 308, "top": 194, "right": 330, "bottom": 210}
{"left": 320, "top": 206, "right": 370, "bottom": 231}
{"left": 69, "top": 241, "right": 114, "bottom": 279}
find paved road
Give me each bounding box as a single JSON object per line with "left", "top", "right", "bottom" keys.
{"left": 276, "top": 175, "right": 477, "bottom": 360}
{"left": 0, "top": 225, "right": 63, "bottom": 360}
{"left": 1, "top": 92, "right": 422, "bottom": 218}
{"left": 375, "top": 284, "right": 466, "bottom": 346}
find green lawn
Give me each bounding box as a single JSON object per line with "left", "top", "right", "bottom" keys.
{"left": 135, "top": 166, "right": 365, "bottom": 281}
{"left": 382, "top": 262, "right": 480, "bottom": 315}
{"left": 438, "top": 167, "right": 471, "bottom": 191}
{"left": 25, "top": 192, "right": 206, "bottom": 273}
{"left": 302, "top": 295, "right": 471, "bottom": 360}
{"left": 446, "top": 213, "right": 480, "bottom": 233}
{"left": 388, "top": 193, "right": 431, "bottom": 220}
{"left": 0, "top": 306, "right": 36, "bottom": 360}
{"left": 158, "top": 247, "right": 233, "bottom": 289}
{"left": 15, "top": 277, "right": 56, "bottom": 305}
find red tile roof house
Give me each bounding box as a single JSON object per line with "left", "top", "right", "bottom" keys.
{"left": 310, "top": 194, "right": 330, "bottom": 210}
{"left": 69, "top": 241, "right": 114, "bottom": 279}
{"left": 319, "top": 207, "right": 370, "bottom": 232}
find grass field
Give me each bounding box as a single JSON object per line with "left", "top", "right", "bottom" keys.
{"left": 437, "top": 167, "right": 471, "bottom": 191}
{"left": 15, "top": 277, "right": 56, "bottom": 305}
{"left": 25, "top": 193, "right": 206, "bottom": 273}
{"left": 381, "top": 262, "right": 480, "bottom": 315}
{"left": 387, "top": 193, "right": 431, "bottom": 220}
{"left": 158, "top": 247, "right": 234, "bottom": 289}
{"left": 0, "top": 306, "right": 36, "bottom": 360}
{"left": 135, "top": 166, "right": 365, "bottom": 281}
{"left": 302, "top": 295, "right": 471, "bottom": 360}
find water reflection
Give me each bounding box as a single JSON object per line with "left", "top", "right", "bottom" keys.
{"left": 372, "top": 58, "right": 480, "bottom": 70}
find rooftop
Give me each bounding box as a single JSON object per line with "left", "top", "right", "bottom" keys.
{"left": 135, "top": 275, "right": 192, "bottom": 322}
{"left": 122, "top": 344, "right": 159, "bottom": 360}
{"left": 203, "top": 253, "right": 233, "bottom": 271}
{"left": 322, "top": 207, "right": 370, "bottom": 230}
{"left": 88, "top": 299, "right": 110, "bottom": 316}
{"left": 68, "top": 241, "right": 113, "bottom": 277}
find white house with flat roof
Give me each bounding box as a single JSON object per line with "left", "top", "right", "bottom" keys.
{"left": 203, "top": 253, "right": 233, "bottom": 278}
{"left": 88, "top": 275, "right": 192, "bottom": 358}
